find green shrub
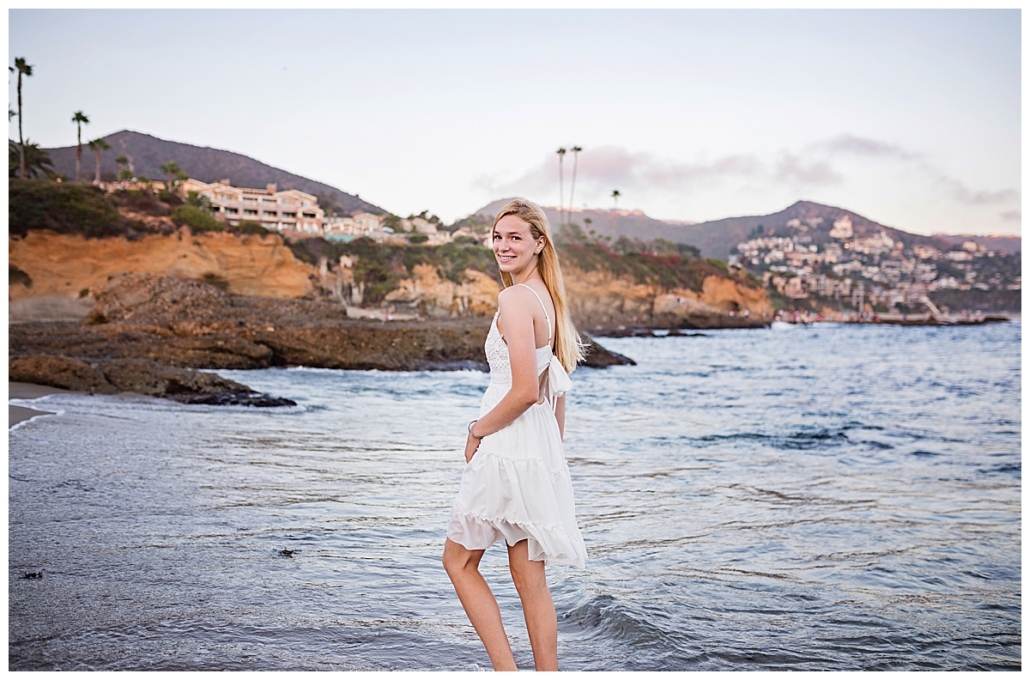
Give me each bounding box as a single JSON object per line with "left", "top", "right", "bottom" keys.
{"left": 232, "top": 220, "right": 269, "bottom": 236}
{"left": 557, "top": 240, "right": 746, "bottom": 293}
{"left": 171, "top": 205, "right": 222, "bottom": 232}
{"left": 111, "top": 188, "right": 168, "bottom": 216}
{"left": 706, "top": 257, "right": 729, "bottom": 273}
{"left": 9, "top": 178, "right": 122, "bottom": 238}
{"left": 158, "top": 190, "right": 184, "bottom": 207}
{"left": 408, "top": 233, "right": 429, "bottom": 244}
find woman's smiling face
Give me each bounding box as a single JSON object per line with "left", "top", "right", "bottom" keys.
{"left": 493, "top": 215, "right": 543, "bottom": 276}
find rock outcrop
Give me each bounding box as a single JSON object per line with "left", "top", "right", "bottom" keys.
{"left": 10, "top": 276, "right": 632, "bottom": 390}
{"left": 384, "top": 263, "right": 502, "bottom": 317}
{"left": 563, "top": 265, "right": 772, "bottom": 332}
{"left": 9, "top": 354, "right": 295, "bottom": 406}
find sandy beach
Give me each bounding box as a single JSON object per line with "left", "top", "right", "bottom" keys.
{"left": 9, "top": 382, "right": 67, "bottom": 426}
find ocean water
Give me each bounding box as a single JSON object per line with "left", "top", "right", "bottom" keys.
{"left": 8, "top": 321, "right": 1021, "bottom": 670}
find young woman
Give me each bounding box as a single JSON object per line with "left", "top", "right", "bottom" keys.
{"left": 443, "top": 199, "right": 587, "bottom": 671}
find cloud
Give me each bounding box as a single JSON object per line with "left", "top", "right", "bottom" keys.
{"left": 999, "top": 209, "right": 1021, "bottom": 222}
{"left": 821, "top": 134, "right": 922, "bottom": 161}
{"left": 935, "top": 176, "right": 1019, "bottom": 205}
{"left": 774, "top": 152, "right": 843, "bottom": 185}
{"left": 817, "top": 134, "right": 1019, "bottom": 208}
{"left": 640, "top": 153, "right": 764, "bottom": 186}
{"left": 475, "top": 137, "right": 1018, "bottom": 218}
{"left": 478, "top": 145, "right": 765, "bottom": 204}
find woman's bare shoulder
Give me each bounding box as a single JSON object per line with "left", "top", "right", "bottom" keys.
{"left": 497, "top": 285, "right": 539, "bottom": 310}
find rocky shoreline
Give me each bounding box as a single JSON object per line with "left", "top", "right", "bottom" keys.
{"left": 9, "top": 274, "right": 635, "bottom": 405}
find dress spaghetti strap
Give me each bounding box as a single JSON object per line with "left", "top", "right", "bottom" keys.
{"left": 516, "top": 283, "right": 552, "bottom": 341}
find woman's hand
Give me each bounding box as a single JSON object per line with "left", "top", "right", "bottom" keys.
{"left": 464, "top": 432, "right": 481, "bottom": 463}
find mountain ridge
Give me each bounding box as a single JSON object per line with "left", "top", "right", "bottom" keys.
{"left": 466, "top": 198, "right": 1021, "bottom": 260}
{"left": 39, "top": 130, "right": 384, "bottom": 216}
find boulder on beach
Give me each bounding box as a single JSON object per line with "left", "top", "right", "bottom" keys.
{"left": 87, "top": 273, "right": 230, "bottom": 325}
{"left": 9, "top": 354, "right": 295, "bottom": 407}
{"left": 9, "top": 355, "right": 118, "bottom": 394}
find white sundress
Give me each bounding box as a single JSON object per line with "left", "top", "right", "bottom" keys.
{"left": 447, "top": 284, "right": 587, "bottom": 568}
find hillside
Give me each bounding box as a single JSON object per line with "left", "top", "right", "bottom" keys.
{"left": 930, "top": 233, "right": 1021, "bottom": 256}
{"left": 463, "top": 198, "right": 698, "bottom": 248}
{"left": 464, "top": 199, "right": 1011, "bottom": 261}
{"left": 40, "top": 130, "right": 383, "bottom": 216}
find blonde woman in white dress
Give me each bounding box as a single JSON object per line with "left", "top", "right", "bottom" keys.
{"left": 443, "top": 199, "right": 587, "bottom": 671}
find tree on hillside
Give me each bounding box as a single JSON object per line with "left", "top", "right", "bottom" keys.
{"left": 87, "top": 137, "right": 111, "bottom": 184}
{"left": 161, "top": 161, "right": 185, "bottom": 192}
{"left": 71, "top": 110, "right": 89, "bottom": 182}
{"left": 9, "top": 57, "right": 33, "bottom": 179}
{"left": 186, "top": 190, "right": 213, "bottom": 213}
{"left": 9, "top": 140, "right": 54, "bottom": 179}
{"left": 568, "top": 146, "right": 582, "bottom": 225}
{"left": 556, "top": 147, "right": 567, "bottom": 226}
{"left": 115, "top": 154, "right": 132, "bottom": 180}
{"left": 611, "top": 189, "right": 620, "bottom": 239}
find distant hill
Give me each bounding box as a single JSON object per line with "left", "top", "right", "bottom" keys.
{"left": 464, "top": 198, "right": 1015, "bottom": 260}
{"left": 39, "top": 130, "right": 384, "bottom": 216}
{"left": 930, "top": 233, "right": 1021, "bottom": 256}
{"left": 464, "top": 198, "right": 697, "bottom": 247}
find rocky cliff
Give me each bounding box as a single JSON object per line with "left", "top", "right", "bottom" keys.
{"left": 563, "top": 266, "right": 772, "bottom": 331}
{"left": 10, "top": 229, "right": 771, "bottom": 331}
{"left": 10, "top": 275, "right": 633, "bottom": 380}
{"left": 10, "top": 227, "right": 315, "bottom": 300}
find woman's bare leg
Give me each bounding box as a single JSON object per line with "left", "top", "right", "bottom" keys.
{"left": 507, "top": 539, "right": 558, "bottom": 671}
{"left": 443, "top": 538, "right": 518, "bottom": 671}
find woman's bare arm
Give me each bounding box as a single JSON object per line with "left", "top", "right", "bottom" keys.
{"left": 465, "top": 287, "right": 543, "bottom": 461}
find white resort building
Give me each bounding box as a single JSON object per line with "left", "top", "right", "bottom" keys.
{"left": 180, "top": 179, "right": 325, "bottom": 234}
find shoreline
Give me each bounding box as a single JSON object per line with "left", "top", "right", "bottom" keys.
{"left": 9, "top": 382, "right": 67, "bottom": 427}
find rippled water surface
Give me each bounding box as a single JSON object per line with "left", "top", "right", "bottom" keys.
{"left": 9, "top": 322, "right": 1021, "bottom": 670}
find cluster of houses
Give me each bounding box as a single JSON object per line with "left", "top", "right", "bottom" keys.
{"left": 731, "top": 214, "right": 1019, "bottom": 308}
{"left": 104, "top": 177, "right": 490, "bottom": 246}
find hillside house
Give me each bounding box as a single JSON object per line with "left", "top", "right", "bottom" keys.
{"left": 180, "top": 179, "right": 324, "bottom": 234}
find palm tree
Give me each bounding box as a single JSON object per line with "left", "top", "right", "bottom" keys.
{"left": 161, "top": 161, "right": 183, "bottom": 191}
{"left": 9, "top": 139, "right": 54, "bottom": 179}
{"left": 71, "top": 111, "right": 89, "bottom": 181}
{"left": 611, "top": 189, "right": 621, "bottom": 240}
{"left": 568, "top": 146, "right": 582, "bottom": 227}
{"left": 556, "top": 147, "right": 567, "bottom": 226}
{"left": 87, "top": 137, "right": 111, "bottom": 185}
{"left": 9, "top": 57, "right": 33, "bottom": 179}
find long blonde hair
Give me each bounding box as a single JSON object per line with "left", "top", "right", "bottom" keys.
{"left": 492, "top": 199, "right": 584, "bottom": 372}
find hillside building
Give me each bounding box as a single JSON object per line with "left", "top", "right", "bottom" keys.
{"left": 829, "top": 215, "right": 854, "bottom": 240}
{"left": 325, "top": 212, "right": 384, "bottom": 238}
{"left": 180, "top": 179, "right": 324, "bottom": 234}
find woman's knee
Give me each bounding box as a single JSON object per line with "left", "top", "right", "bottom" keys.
{"left": 443, "top": 540, "right": 477, "bottom": 576}
{"left": 508, "top": 551, "right": 547, "bottom": 593}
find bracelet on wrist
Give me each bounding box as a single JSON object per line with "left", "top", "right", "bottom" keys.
{"left": 468, "top": 420, "right": 484, "bottom": 440}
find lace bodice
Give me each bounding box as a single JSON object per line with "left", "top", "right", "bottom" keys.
{"left": 485, "top": 284, "right": 572, "bottom": 406}
{"left": 485, "top": 313, "right": 551, "bottom": 387}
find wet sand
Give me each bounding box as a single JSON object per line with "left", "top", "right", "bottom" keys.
{"left": 9, "top": 382, "right": 67, "bottom": 427}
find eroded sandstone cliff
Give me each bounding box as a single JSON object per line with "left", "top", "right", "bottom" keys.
{"left": 9, "top": 227, "right": 316, "bottom": 300}
{"left": 10, "top": 229, "right": 771, "bottom": 330}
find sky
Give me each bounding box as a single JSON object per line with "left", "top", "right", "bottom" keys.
{"left": 8, "top": 8, "right": 1022, "bottom": 236}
